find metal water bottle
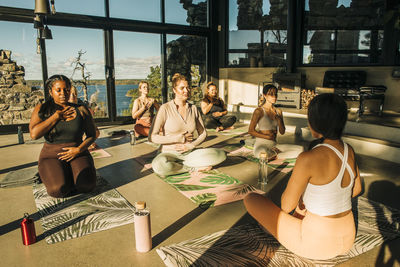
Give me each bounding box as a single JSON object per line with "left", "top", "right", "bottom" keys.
{"left": 129, "top": 130, "right": 136, "bottom": 145}
{"left": 18, "top": 126, "right": 24, "bottom": 144}
{"left": 21, "top": 213, "right": 36, "bottom": 245}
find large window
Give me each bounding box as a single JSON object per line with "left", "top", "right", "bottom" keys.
{"left": 0, "top": 0, "right": 34, "bottom": 9}
{"left": 110, "top": 0, "right": 160, "bottom": 22}
{"left": 113, "top": 31, "right": 161, "bottom": 116}
{"left": 303, "top": 0, "right": 385, "bottom": 65}
{"left": 0, "top": 21, "right": 42, "bottom": 126}
{"left": 46, "top": 26, "right": 107, "bottom": 118}
{"left": 0, "top": 0, "right": 211, "bottom": 128}
{"left": 52, "top": 0, "right": 105, "bottom": 17}
{"left": 165, "top": 0, "right": 208, "bottom": 27}
{"left": 166, "top": 34, "right": 207, "bottom": 103}
{"left": 228, "top": 0, "right": 288, "bottom": 67}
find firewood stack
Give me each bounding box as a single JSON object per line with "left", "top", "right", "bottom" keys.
{"left": 301, "top": 89, "right": 316, "bottom": 109}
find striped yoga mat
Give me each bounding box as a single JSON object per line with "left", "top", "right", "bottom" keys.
{"left": 157, "top": 196, "right": 400, "bottom": 266}
{"left": 32, "top": 175, "right": 135, "bottom": 244}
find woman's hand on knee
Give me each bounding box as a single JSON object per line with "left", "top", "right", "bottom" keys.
{"left": 58, "top": 147, "right": 81, "bottom": 162}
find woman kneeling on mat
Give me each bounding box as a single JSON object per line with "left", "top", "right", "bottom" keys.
{"left": 131, "top": 81, "right": 160, "bottom": 137}
{"left": 244, "top": 93, "right": 362, "bottom": 260}
{"left": 149, "top": 74, "right": 225, "bottom": 176}
{"left": 201, "top": 82, "right": 236, "bottom": 132}
{"left": 248, "top": 84, "right": 285, "bottom": 158}
{"left": 30, "top": 74, "right": 97, "bottom": 198}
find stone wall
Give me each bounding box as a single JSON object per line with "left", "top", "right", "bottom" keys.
{"left": 0, "top": 49, "right": 44, "bottom": 125}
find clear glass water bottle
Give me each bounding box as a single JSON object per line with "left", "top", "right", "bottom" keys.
{"left": 258, "top": 152, "right": 268, "bottom": 186}
{"left": 134, "top": 201, "right": 152, "bottom": 252}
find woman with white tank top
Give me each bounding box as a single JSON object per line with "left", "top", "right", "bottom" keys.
{"left": 248, "top": 84, "right": 285, "bottom": 158}
{"left": 244, "top": 93, "right": 363, "bottom": 260}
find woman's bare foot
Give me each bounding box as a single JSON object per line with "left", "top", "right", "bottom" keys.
{"left": 223, "top": 126, "right": 235, "bottom": 131}
{"left": 88, "top": 142, "right": 99, "bottom": 151}
{"left": 216, "top": 126, "right": 224, "bottom": 132}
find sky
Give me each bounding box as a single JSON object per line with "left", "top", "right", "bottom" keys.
{"left": 1, "top": 0, "right": 357, "bottom": 80}
{"left": 0, "top": 0, "right": 201, "bottom": 80}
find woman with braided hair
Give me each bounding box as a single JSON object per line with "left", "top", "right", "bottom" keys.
{"left": 29, "top": 74, "right": 97, "bottom": 198}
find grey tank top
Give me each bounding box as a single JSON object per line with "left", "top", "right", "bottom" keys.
{"left": 258, "top": 108, "right": 277, "bottom": 131}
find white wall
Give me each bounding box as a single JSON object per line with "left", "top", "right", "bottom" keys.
{"left": 220, "top": 66, "right": 400, "bottom": 112}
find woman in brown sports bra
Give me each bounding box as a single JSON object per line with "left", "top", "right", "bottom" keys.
{"left": 131, "top": 81, "right": 160, "bottom": 137}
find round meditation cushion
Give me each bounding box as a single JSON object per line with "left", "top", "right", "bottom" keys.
{"left": 183, "top": 148, "right": 226, "bottom": 168}
{"left": 151, "top": 152, "right": 187, "bottom": 176}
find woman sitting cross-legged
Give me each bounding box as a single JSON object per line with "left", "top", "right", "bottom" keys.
{"left": 131, "top": 81, "right": 160, "bottom": 137}
{"left": 244, "top": 93, "right": 362, "bottom": 260}
{"left": 201, "top": 82, "right": 236, "bottom": 132}
{"left": 29, "top": 74, "right": 97, "bottom": 198}
{"left": 149, "top": 73, "right": 225, "bottom": 176}
{"left": 247, "top": 84, "right": 285, "bottom": 158}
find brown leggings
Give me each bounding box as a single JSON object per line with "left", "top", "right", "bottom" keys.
{"left": 38, "top": 142, "right": 97, "bottom": 198}
{"left": 134, "top": 118, "right": 152, "bottom": 137}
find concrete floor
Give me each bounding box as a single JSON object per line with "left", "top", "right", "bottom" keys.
{"left": 0, "top": 123, "right": 399, "bottom": 267}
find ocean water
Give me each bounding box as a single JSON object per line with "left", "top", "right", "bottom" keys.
{"left": 80, "top": 84, "right": 138, "bottom": 116}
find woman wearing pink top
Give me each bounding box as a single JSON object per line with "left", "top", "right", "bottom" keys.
{"left": 149, "top": 73, "right": 207, "bottom": 153}
{"left": 149, "top": 73, "right": 225, "bottom": 176}
{"left": 244, "top": 93, "right": 362, "bottom": 260}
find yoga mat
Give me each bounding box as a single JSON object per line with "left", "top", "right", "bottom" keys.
{"left": 207, "top": 126, "right": 249, "bottom": 136}
{"left": 227, "top": 145, "right": 298, "bottom": 174}
{"left": 159, "top": 170, "right": 265, "bottom": 207}
{"left": 89, "top": 147, "right": 111, "bottom": 159}
{"left": 157, "top": 196, "right": 400, "bottom": 266}
{"left": 0, "top": 166, "right": 39, "bottom": 188}
{"left": 33, "top": 175, "right": 135, "bottom": 244}
{"left": 134, "top": 147, "right": 264, "bottom": 207}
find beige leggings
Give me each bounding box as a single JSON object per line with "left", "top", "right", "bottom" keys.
{"left": 244, "top": 193, "right": 356, "bottom": 260}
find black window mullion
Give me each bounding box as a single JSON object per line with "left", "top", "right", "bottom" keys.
{"left": 104, "top": 29, "right": 116, "bottom": 121}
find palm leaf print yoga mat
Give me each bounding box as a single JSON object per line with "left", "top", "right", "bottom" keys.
{"left": 157, "top": 196, "right": 400, "bottom": 266}
{"left": 160, "top": 170, "right": 264, "bottom": 207}
{"left": 220, "top": 144, "right": 300, "bottom": 174}
{"left": 32, "top": 176, "right": 135, "bottom": 244}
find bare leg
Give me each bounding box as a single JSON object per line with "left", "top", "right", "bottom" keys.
{"left": 244, "top": 192, "right": 282, "bottom": 238}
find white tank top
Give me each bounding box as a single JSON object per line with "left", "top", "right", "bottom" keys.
{"left": 302, "top": 143, "right": 355, "bottom": 216}
{"left": 258, "top": 108, "right": 277, "bottom": 131}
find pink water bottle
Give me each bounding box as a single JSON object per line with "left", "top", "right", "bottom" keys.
{"left": 134, "top": 201, "right": 152, "bottom": 252}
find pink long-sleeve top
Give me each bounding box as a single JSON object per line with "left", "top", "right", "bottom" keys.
{"left": 149, "top": 100, "right": 207, "bottom": 152}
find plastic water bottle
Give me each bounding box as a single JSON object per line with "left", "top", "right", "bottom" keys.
{"left": 134, "top": 201, "right": 152, "bottom": 252}
{"left": 258, "top": 152, "right": 268, "bottom": 186}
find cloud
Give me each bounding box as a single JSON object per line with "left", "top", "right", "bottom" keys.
{"left": 12, "top": 52, "right": 43, "bottom": 80}
{"left": 114, "top": 56, "right": 161, "bottom": 79}
{"left": 11, "top": 52, "right": 161, "bottom": 81}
